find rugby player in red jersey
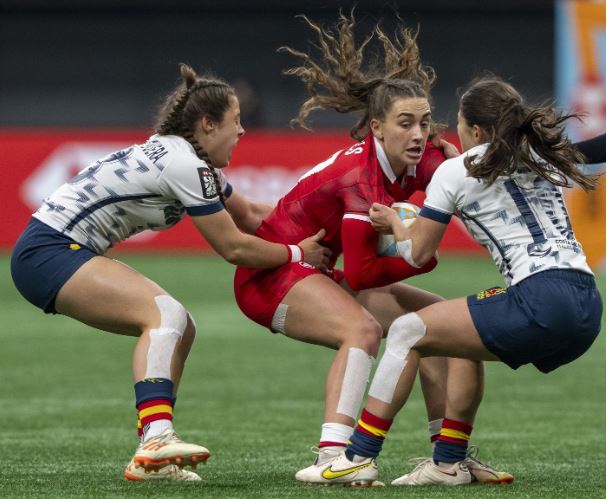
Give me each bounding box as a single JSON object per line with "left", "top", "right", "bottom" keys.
{"left": 234, "top": 13, "right": 511, "bottom": 486}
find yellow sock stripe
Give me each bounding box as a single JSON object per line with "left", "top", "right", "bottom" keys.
{"left": 440, "top": 428, "right": 470, "bottom": 441}
{"left": 358, "top": 419, "right": 388, "bottom": 438}
{"left": 137, "top": 420, "right": 142, "bottom": 429}
{"left": 139, "top": 404, "right": 173, "bottom": 419}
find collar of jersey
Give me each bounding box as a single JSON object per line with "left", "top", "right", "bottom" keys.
{"left": 374, "top": 136, "right": 416, "bottom": 184}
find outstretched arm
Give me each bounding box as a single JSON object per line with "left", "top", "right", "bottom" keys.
{"left": 224, "top": 190, "right": 273, "bottom": 234}
{"left": 191, "top": 210, "right": 330, "bottom": 268}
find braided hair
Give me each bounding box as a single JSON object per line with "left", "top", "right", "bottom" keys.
{"left": 155, "top": 63, "right": 234, "bottom": 205}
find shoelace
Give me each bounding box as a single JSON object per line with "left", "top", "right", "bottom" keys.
{"left": 308, "top": 445, "right": 344, "bottom": 465}
{"left": 144, "top": 430, "right": 184, "bottom": 447}
{"left": 406, "top": 457, "right": 433, "bottom": 474}
{"left": 465, "top": 445, "right": 490, "bottom": 468}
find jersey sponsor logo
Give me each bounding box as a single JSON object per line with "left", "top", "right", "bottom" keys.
{"left": 476, "top": 287, "right": 506, "bottom": 300}
{"left": 197, "top": 168, "right": 218, "bottom": 199}
{"left": 320, "top": 462, "right": 372, "bottom": 480}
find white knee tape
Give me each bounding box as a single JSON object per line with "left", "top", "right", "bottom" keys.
{"left": 271, "top": 303, "right": 289, "bottom": 334}
{"left": 336, "top": 347, "right": 375, "bottom": 419}
{"left": 368, "top": 313, "right": 426, "bottom": 404}
{"left": 145, "top": 295, "right": 188, "bottom": 379}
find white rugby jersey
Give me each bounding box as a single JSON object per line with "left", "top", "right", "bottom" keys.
{"left": 420, "top": 143, "right": 593, "bottom": 285}
{"left": 33, "top": 134, "right": 232, "bottom": 253}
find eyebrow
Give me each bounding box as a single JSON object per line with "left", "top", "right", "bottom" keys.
{"left": 397, "top": 112, "right": 432, "bottom": 119}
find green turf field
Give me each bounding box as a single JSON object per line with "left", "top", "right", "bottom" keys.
{"left": 1, "top": 253, "right": 604, "bottom": 498}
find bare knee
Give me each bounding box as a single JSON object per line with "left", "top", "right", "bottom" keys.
{"left": 341, "top": 315, "right": 383, "bottom": 357}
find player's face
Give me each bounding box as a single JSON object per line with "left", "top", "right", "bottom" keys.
{"left": 372, "top": 97, "right": 431, "bottom": 173}
{"left": 457, "top": 110, "right": 481, "bottom": 152}
{"left": 201, "top": 95, "right": 245, "bottom": 168}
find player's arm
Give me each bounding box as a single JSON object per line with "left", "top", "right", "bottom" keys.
{"left": 574, "top": 133, "right": 606, "bottom": 164}
{"left": 370, "top": 204, "right": 447, "bottom": 267}
{"left": 224, "top": 190, "right": 273, "bottom": 234}
{"left": 191, "top": 210, "right": 330, "bottom": 268}
{"left": 341, "top": 216, "right": 437, "bottom": 291}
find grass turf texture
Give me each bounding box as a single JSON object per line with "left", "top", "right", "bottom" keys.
{"left": 0, "top": 253, "right": 604, "bottom": 498}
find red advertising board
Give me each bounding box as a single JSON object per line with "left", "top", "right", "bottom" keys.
{"left": 0, "top": 129, "right": 482, "bottom": 253}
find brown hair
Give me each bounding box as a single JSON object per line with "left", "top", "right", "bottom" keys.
{"left": 155, "top": 63, "right": 235, "bottom": 204}
{"left": 460, "top": 76, "right": 597, "bottom": 191}
{"left": 279, "top": 11, "right": 434, "bottom": 140}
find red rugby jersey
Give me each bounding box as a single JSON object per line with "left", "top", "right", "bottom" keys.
{"left": 256, "top": 133, "right": 445, "bottom": 290}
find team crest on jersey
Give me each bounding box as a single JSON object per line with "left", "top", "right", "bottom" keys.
{"left": 197, "top": 167, "right": 217, "bottom": 199}
{"left": 476, "top": 287, "right": 506, "bottom": 300}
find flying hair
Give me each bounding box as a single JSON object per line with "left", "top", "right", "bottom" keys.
{"left": 279, "top": 11, "right": 435, "bottom": 140}
{"left": 459, "top": 75, "right": 597, "bottom": 191}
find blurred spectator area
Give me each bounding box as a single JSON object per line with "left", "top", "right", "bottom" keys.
{"left": 0, "top": 0, "right": 555, "bottom": 129}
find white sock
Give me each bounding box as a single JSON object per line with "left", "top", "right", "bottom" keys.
{"left": 143, "top": 419, "right": 174, "bottom": 442}
{"left": 319, "top": 422, "right": 353, "bottom": 447}
{"left": 429, "top": 418, "right": 442, "bottom": 449}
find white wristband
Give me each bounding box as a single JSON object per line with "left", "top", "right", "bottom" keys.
{"left": 396, "top": 239, "right": 420, "bottom": 268}
{"left": 288, "top": 244, "right": 303, "bottom": 263}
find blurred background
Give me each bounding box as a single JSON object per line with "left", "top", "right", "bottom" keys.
{"left": 0, "top": 0, "right": 604, "bottom": 265}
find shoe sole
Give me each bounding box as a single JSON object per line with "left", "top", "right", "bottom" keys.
{"left": 134, "top": 452, "right": 211, "bottom": 472}
{"left": 300, "top": 480, "right": 385, "bottom": 488}
{"left": 470, "top": 471, "right": 514, "bottom": 485}
{"left": 474, "top": 476, "right": 514, "bottom": 485}
{"left": 124, "top": 470, "right": 145, "bottom": 481}
{"left": 123, "top": 470, "right": 200, "bottom": 481}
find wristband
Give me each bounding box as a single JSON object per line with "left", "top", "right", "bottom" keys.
{"left": 287, "top": 244, "right": 303, "bottom": 263}
{"left": 396, "top": 239, "right": 420, "bottom": 268}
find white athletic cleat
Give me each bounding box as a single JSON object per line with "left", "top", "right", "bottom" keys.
{"left": 295, "top": 450, "right": 383, "bottom": 487}
{"left": 124, "top": 456, "right": 201, "bottom": 481}
{"left": 465, "top": 446, "right": 514, "bottom": 484}
{"left": 132, "top": 429, "right": 210, "bottom": 472}
{"left": 391, "top": 458, "right": 472, "bottom": 486}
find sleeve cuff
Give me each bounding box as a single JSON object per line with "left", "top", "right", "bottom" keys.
{"left": 420, "top": 205, "right": 452, "bottom": 224}
{"left": 224, "top": 183, "right": 233, "bottom": 199}
{"left": 186, "top": 201, "right": 225, "bottom": 216}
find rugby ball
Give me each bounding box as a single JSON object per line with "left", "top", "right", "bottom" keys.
{"left": 376, "top": 202, "right": 420, "bottom": 257}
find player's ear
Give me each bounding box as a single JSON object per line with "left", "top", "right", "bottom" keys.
{"left": 370, "top": 118, "right": 383, "bottom": 140}
{"left": 472, "top": 124, "right": 484, "bottom": 142}
{"left": 200, "top": 116, "right": 216, "bottom": 134}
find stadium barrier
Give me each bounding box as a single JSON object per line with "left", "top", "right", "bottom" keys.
{"left": 3, "top": 129, "right": 601, "bottom": 265}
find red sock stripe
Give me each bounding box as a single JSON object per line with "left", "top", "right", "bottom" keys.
{"left": 441, "top": 418, "right": 473, "bottom": 435}
{"left": 430, "top": 434, "right": 439, "bottom": 443}
{"left": 140, "top": 412, "right": 173, "bottom": 426}
{"left": 136, "top": 398, "right": 173, "bottom": 411}
{"left": 319, "top": 441, "right": 347, "bottom": 448}
{"left": 437, "top": 435, "right": 468, "bottom": 445}
{"left": 354, "top": 424, "right": 377, "bottom": 438}
{"left": 360, "top": 409, "right": 393, "bottom": 431}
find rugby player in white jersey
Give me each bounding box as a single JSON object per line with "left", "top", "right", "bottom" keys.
{"left": 10, "top": 64, "right": 330, "bottom": 481}
{"left": 307, "top": 76, "right": 602, "bottom": 486}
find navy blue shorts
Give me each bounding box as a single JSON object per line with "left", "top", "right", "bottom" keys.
{"left": 11, "top": 218, "right": 99, "bottom": 314}
{"left": 468, "top": 269, "right": 602, "bottom": 373}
